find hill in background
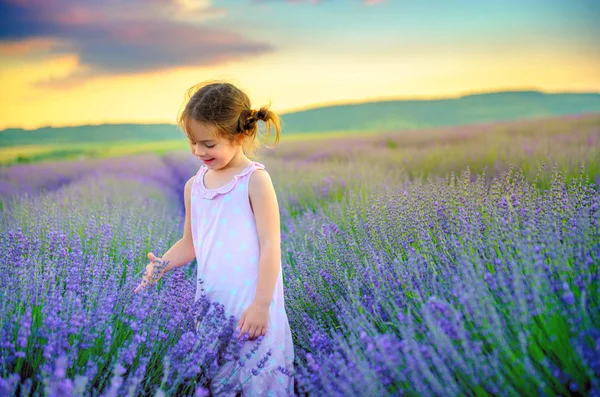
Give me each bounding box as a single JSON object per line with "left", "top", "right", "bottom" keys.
{"left": 0, "top": 124, "right": 181, "bottom": 147}
{"left": 1, "top": 90, "right": 599, "bottom": 147}
{"left": 281, "top": 91, "right": 600, "bottom": 133}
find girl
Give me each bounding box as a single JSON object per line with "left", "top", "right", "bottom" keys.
{"left": 134, "top": 81, "right": 295, "bottom": 396}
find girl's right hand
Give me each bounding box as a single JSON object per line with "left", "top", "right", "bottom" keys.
{"left": 134, "top": 252, "right": 164, "bottom": 293}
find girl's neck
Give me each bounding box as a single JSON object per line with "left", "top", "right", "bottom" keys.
{"left": 218, "top": 150, "right": 252, "bottom": 173}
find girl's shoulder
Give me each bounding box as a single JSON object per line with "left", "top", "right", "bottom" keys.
{"left": 248, "top": 164, "right": 275, "bottom": 194}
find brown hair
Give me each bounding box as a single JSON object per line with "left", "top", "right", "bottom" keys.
{"left": 177, "top": 80, "right": 281, "bottom": 156}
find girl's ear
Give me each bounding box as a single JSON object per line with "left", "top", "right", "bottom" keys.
{"left": 233, "top": 135, "right": 246, "bottom": 147}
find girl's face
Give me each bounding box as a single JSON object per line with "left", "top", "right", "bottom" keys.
{"left": 187, "top": 119, "right": 242, "bottom": 170}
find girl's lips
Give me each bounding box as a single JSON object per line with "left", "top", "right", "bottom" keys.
{"left": 203, "top": 158, "right": 215, "bottom": 164}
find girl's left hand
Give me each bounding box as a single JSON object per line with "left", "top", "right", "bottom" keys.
{"left": 238, "top": 302, "right": 269, "bottom": 340}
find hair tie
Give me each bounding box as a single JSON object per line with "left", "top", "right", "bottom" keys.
{"left": 237, "top": 109, "right": 256, "bottom": 133}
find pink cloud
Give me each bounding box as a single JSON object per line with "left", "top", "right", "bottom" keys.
{"left": 0, "top": 37, "right": 57, "bottom": 56}
{"left": 51, "top": 6, "right": 107, "bottom": 26}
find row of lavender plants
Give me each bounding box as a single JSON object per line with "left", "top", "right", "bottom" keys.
{"left": 0, "top": 153, "right": 194, "bottom": 209}
{"left": 1, "top": 154, "right": 260, "bottom": 396}
{"left": 2, "top": 137, "right": 599, "bottom": 395}
{"left": 280, "top": 165, "right": 599, "bottom": 396}
{"left": 268, "top": 113, "right": 600, "bottom": 189}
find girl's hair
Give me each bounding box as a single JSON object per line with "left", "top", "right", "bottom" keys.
{"left": 177, "top": 80, "right": 281, "bottom": 156}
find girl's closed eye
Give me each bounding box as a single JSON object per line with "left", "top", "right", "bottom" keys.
{"left": 189, "top": 140, "right": 215, "bottom": 148}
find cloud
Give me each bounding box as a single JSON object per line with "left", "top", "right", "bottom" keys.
{"left": 0, "top": 37, "right": 57, "bottom": 56}
{"left": 0, "top": 0, "right": 274, "bottom": 84}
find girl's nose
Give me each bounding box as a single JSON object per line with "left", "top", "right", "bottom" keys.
{"left": 194, "top": 145, "right": 205, "bottom": 157}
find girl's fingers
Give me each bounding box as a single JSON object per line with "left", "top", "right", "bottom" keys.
{"left": 148, "top": 252, "right": 161, "bottom": 263}
{"left": 239, "top": 323, "right": 249, "bottom": 339}
{"left": 248, "top": 326, "right": 258, "bottom": 339}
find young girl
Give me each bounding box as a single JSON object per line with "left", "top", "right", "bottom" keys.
{"left": 134, "top": 81, "right": 295, "bottom": 396}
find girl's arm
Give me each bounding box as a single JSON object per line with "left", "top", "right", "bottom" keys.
{"left": 162, "top": 176, "right": 197, "bottom": 272}
{"left": 248, "top": 169, "right": 281, "bottom": 308}
{"left": 135, "top": 176, "right": 196, "bottom": 293}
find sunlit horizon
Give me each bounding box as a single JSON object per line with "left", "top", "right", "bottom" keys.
{"left": 3, "top": 86, "right": 599, "bottom": 132}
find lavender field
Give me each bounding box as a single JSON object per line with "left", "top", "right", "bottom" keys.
{"left": 1, "top": 114, "right": 600, "bottom": 396}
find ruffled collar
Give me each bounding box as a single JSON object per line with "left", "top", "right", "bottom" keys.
{"left": 199, "top": 161, "right": 264, "bottom": 199}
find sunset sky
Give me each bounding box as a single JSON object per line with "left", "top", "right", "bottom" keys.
{"left": 0, "top": 0, "right": 599, "bottom": 130}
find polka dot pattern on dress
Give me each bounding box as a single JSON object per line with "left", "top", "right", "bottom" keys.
{"left": 189, "top": 161, "right": 295, "bottom": 396}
